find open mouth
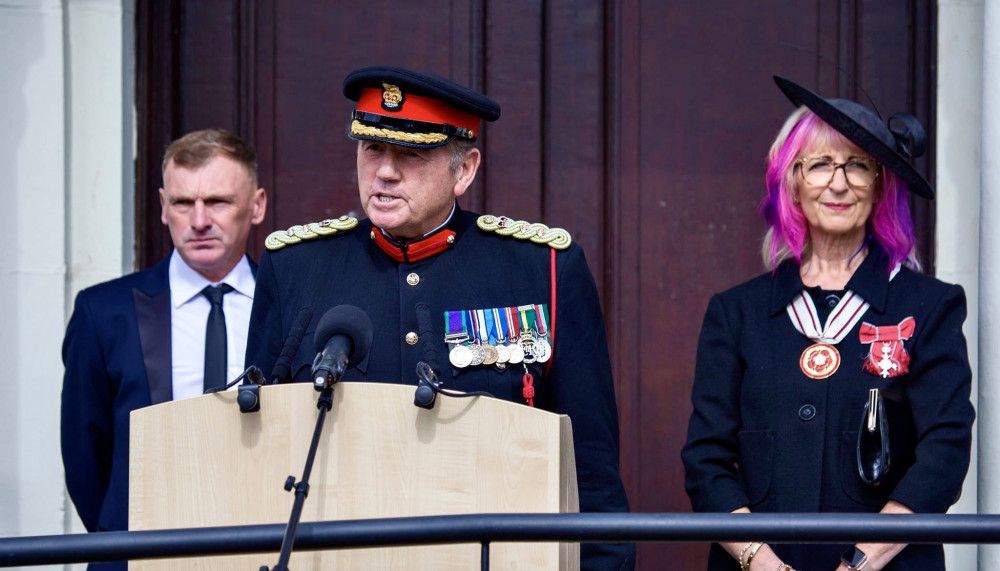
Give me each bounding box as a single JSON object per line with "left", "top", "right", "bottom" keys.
{"left": 376, "top": 194, "right": 399, "bottom": 203}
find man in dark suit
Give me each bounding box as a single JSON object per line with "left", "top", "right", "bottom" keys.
{"left": 246, "top": 67, "right": 634, "bottom": 570}
{"left": 60, "top": 129, "right": 267, "bottom": 569}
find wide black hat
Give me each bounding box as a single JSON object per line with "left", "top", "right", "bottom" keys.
{"left": 343, "top": 66, "right": 500, "bottom": 149}
{"left": 774, "top": 76, "right": 934, "bottom": 199}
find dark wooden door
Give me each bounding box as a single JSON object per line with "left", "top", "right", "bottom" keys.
{"left": 137, "top": 1, "right": 936, "bottom": 567}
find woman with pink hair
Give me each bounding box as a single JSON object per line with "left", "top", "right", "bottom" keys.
{"left": 681, "top": 77, "right": 974, "bottom": 571}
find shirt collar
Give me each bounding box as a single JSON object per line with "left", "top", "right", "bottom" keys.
{"left": 169, "top": 251, "right": 255, "bottom": 308}
{"left": 770, "top": 240, "right": 891, "bottom": 316}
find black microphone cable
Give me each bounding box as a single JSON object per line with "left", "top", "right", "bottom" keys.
{"left": 413, "top": 302, "right": 493, "bottom": 409}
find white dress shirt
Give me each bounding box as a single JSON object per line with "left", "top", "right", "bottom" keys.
{"left": 168, "top": 251, "right": 256, "bottom": 400}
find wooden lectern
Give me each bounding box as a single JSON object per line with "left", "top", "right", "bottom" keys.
{"left": 129, "top": 382, "right": 579, "bottom": 570}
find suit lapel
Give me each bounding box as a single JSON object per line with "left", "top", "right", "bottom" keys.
{"left": 134, "top": 257, "right": 172, "bottom": 405}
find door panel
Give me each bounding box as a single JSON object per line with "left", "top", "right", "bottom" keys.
{"left": 137, "top": 1, "right": 935, "bottom": 567}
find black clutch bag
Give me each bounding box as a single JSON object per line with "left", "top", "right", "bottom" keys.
{"left": 857, "top": 388, "right": 891, "bottom": 485}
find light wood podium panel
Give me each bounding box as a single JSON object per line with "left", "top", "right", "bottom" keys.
{"left": 129, "top": 382, "right": 579, "bottom": 570}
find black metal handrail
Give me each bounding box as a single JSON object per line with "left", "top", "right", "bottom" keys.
{"left": 2, "top": 512, "right": 999, "bottom": 567}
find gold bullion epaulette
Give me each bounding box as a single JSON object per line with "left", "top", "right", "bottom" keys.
{"left": 476, "top": 214, "right": 572, "bottom": 250}
{"left": 265, "top": 215, "right": 359, "bottom": 251}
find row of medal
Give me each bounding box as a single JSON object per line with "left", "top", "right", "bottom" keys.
{"left": 444, "top": 304, "right": 551, "bottom": 369}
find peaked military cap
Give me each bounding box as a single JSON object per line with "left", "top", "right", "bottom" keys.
{"left": 343, "top": 66, "right": 501, "bottom": 149}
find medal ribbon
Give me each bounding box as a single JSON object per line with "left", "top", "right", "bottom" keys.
{"left": 484, "top": 309, "right": 500, "bottom": 345}
{"left": 474, "top": 309, "right": 490, "bottom": 344}
{"left": 508, "top": 306, "right": 521, "bottom": 339}
{"left": 786, "top": 263, "right": 901, "bottom": 345}
{"left": 858, "top": 317, "right": 915, "bottom": 344}
{"left": 787, "top": 290, "right": 869, "bottom": 345}
{"left": 445, "top": 310, "right": 467, "bottom": 337}
{"left": 534, "top": 304, "right": 549, "bottom": 336}
{"left": 518, "top": 305, "right": 536, "bottom": 335}
{"left": 467, "top": 310, "right": 482, "bottom": 344}
{"left": 859, "top": 316, "right": 916, "bottom": 378}
{"left": 493, "top": 308, "right": 508, "bottom": 343}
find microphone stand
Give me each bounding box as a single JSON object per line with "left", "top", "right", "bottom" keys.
{"left": 261, "top": 384, "right": 335, "bottom": 571}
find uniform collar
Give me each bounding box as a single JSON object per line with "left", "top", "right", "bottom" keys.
{"left": 371, "top": 202, "right": 460, "bottom": 263}
{"left": 770, "top": 240, "right": 891, "bottom": 316}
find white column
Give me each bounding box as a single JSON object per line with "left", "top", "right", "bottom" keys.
{"left": 63, "top": 0, "right": 134, "bottom": 545}
{"left": 0, "top": 0, "right": 67, "bottom": 537}
{"left": 0, "top": 2, "right": 131, "bottom": 570}
{"left": 67, "top": 0, "right": 133, "bottom": 304}
{"left": 938, "top": 1, "right": 984, "bottom": 570}
{"left": 981, "top": 0, "right": 1000, "bottom": 568}
{"left": 0, "top": 2, "right": 69, "bottom": 566}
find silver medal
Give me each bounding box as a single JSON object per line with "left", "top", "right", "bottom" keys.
{"left": 449, "top": 344, "right": 473, "bottom": 368}
{"left": 520, "top": 338, "right": 537, "bottom": 364}
{"left": 469, "top": 344, "right": 486, "bottom": 366}
{"left": 533, "top": 338, "right": 552, "bottom": 363}
{"left": 495, "top": 343, "right": 510, "bottom": 364}
{"left": 507, "top": 342, "right": 524, "bottom": 364}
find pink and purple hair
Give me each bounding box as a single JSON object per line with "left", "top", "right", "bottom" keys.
{"left": 758, "top": 107, "right": 920, "bottom": 272}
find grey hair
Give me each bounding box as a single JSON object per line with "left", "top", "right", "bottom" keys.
{"left": 448, "top": 138, "right": 477, "bottom": 171}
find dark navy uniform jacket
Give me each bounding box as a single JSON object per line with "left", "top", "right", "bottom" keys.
{"left": 246, "top": 206, "right": 635, "bottom": 570}
{"left": 681, "top": 244, "right": 975, "bottom": 571}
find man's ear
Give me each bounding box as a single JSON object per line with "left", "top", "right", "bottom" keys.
{"left": 250, "top": 187, "right": 267, "bottom": 225}
{"left": 452, "top": 147, "right": 481, "bottom": 198}
{"left": 159, "top": 188, "right": 168, "bottom": 226}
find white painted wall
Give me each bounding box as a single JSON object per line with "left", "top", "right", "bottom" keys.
{"left": 937, "top": 2, "right": 984, "bottom": 570}
{"left": 979, "top": 0, "right": 1000, "bottom": 568}
{"left": 63, "top": 0, "right": 135, "bottom": 545}
{"left": 0, "top": 1, "right": 132, "bottom": 570}
{"left": 0, "top": 0, "right": 70, "bottom": 554}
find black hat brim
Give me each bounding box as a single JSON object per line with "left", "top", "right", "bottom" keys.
{"left": 773, "top": 76, "right": 934, "bottom": 199}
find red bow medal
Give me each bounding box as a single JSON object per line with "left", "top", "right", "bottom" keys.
{"left": 858, "top": 317, "right": 915, "bottom": 378}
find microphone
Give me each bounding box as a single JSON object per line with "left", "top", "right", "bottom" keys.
{"left": 269, "top": 307, "right": 314, "bottom": 384}
{"left": 412, "top": 302, "right": 494, "bottom": 408}
{"left": 310, "top": 305, "right": 373, "bottom": 390}
{"left": 237, "top": 366, "right": 265, "bottom": 413}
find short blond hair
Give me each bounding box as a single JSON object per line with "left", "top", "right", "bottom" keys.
{"left": 162, "top": 128, "right": 258, "bottom": 187}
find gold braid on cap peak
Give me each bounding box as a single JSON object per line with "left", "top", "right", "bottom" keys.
{"left": 351, "top": 120, "right": 450, "bottom": 145}
{"left": 476, "top": 214, "right": 572, "bottom": 250}
{"left": 265, "top": 215, "right": 359, "bottom": 251}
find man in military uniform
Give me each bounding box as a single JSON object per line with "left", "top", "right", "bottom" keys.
{"left": 246, "top": 66, "right": 634, "bottom": 570}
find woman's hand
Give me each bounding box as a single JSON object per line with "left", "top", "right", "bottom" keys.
{"left": 833, "top": 500, "right": 913, "bottom": 570}
{"left": 723, "top": 507, "right": 795, "bottom": 571}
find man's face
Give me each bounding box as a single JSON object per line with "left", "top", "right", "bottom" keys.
{"left": 357, "top": 141, "right": 479, "bottom": 241}
{"left": 160, "top": 155, "right": 266, "bottom": 282}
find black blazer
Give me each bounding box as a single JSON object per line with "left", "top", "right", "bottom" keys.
{"left": 681, "top": 245, "right": 975, "bottom": 571}
{"left": 61, "top": 256, "right": 171, "bottom": 536}
{"left": 61, "top": 254, "right": 256, "bottom": 570}
{"left": 246, "top": 207, "right": 635, "bottom": 571}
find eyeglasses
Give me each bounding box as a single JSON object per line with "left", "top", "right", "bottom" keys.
{"left": 797, "top": 157, "right": 880, "bottom": 189}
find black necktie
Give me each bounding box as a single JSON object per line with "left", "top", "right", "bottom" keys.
{"left": 202, "top": 283, "right": 234, "bottom": 393}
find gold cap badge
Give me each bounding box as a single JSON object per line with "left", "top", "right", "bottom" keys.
{"left": 381, "top": 82, "right": 404, "bottom": 112}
